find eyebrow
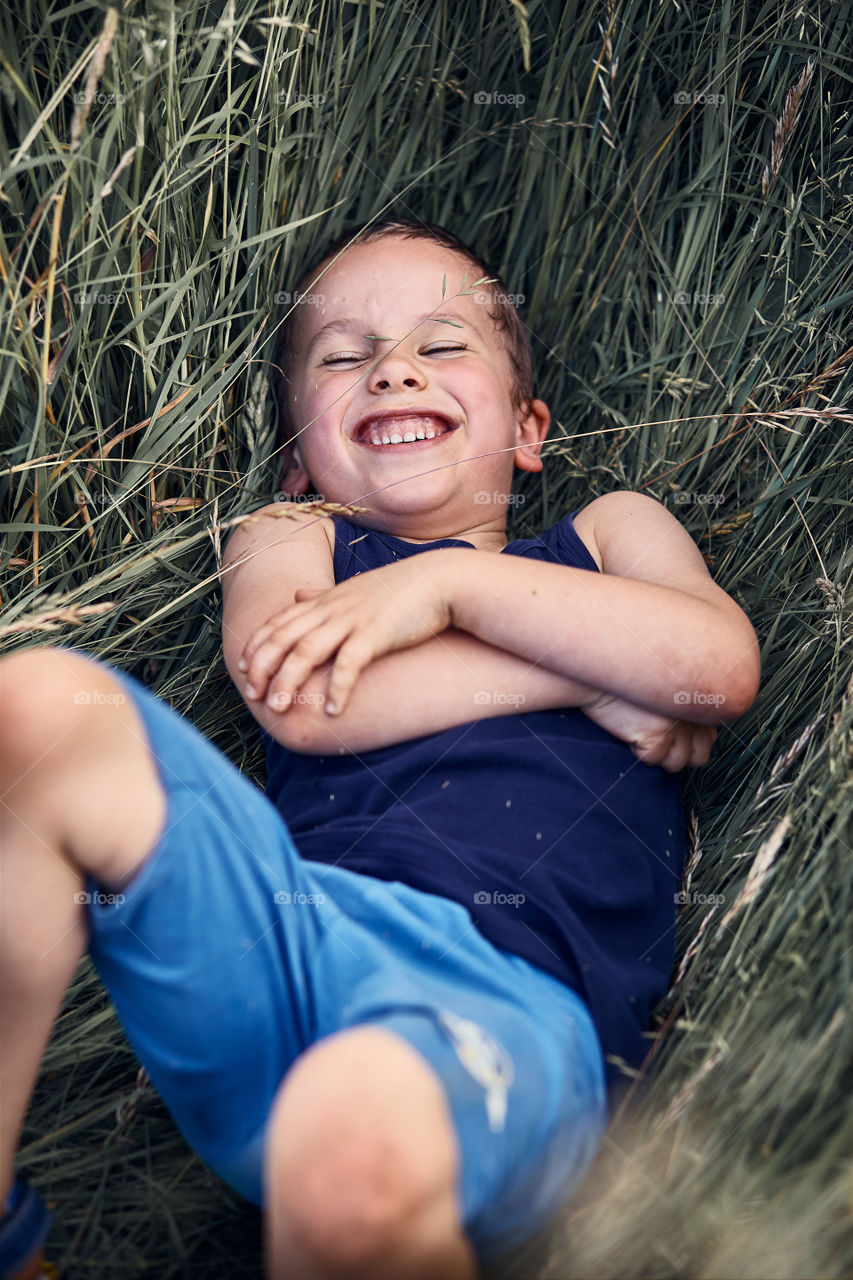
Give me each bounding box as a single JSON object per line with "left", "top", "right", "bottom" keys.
{"left": 305, "top": 309, "right": 477, "bottom": 355}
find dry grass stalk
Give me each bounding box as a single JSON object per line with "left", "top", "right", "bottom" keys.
{"left": 762, "top": 58, "right": 816, "bottom": 198}
{"left": 0, "top": 601, "right": 118, "bottom": 639}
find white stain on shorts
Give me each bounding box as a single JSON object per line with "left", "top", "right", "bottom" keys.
{"left": 436, "top": 1009, "right": 514, "bottom": 1133}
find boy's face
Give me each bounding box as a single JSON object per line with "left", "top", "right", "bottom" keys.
{"left": 281, "top": 236, "right": 549, "bottom": 539}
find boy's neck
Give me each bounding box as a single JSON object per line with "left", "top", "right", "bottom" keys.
{"left": 387, "top": 527, "right": 508, "bottom": 553}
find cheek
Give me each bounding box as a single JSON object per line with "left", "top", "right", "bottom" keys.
{"left": 460, "top": 364, "right": 510, "bottom": 405}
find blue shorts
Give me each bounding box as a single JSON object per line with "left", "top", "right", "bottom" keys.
{"left": 79, "top": 658, "right": 607, "bottom": 1266}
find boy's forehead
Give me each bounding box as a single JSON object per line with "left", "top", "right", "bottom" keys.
{"left": 318, "top": 240, "right": 473, "bottom": 318}
{"left": 301, "top": 237, "right": 485, "bottom": 337}
{"left": 327, "top": 235, "right": 471, "bottom": 287}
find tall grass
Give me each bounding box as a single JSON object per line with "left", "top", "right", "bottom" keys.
{"left": 1, "top": 0, "right": 851, "bottom": 1275}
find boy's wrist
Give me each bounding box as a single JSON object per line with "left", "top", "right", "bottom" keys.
{"left": 437, "top": 547, "right": 490, "bottom": 631}
{"left": 434, "top": 547, "right": 601, "bottom": 706}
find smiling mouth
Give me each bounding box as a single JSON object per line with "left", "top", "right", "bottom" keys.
{"left": 354, "top": 414, "right": 458, "bottom": 448}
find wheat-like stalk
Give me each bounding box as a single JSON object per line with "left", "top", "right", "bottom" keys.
{"left": 762, "top": 58, "right": 816, "bottom": 198}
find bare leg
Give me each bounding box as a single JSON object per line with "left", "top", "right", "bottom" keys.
{"left": 0, "top": 648, "right": 167, "bottom": 1203}
{"left": 2, "top": 651, "right": 479, "bottom": 1278}
{"left": 264, "top": 1026, "right": 479, "bottom": 1280}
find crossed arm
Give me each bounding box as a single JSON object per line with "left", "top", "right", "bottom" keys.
{"left": 219, "top": 492, "right": 760, "bottom": 770}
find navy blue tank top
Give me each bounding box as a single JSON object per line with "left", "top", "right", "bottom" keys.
{"left": 262, "top": 512, "right": 686, "bottom": 1100}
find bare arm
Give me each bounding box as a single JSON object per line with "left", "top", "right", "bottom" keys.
{"left": 446, "top": 492, "right": 760, "bottom": 723}
{"left": 220, "top": 503, "right": 599, "bottom": 755}
{"left": 223, "top": 499, "right": 731, "bottom": 768}
{"left": 241, "top": 632, "right": 598, "bottom": 754}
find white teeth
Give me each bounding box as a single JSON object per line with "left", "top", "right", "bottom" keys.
{"left": 359, "top": 416, "right": 452, "bottom": 446}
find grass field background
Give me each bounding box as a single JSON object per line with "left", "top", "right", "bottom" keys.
{"left": 1, "top": 1, "right": 851, "bottom": 1275}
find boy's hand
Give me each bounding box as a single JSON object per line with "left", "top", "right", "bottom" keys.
{"left": 238, "top": 551, "right": 452, "bottom": 716}
{"left": 581, "top": 691, "right": 718, "bottom": 772}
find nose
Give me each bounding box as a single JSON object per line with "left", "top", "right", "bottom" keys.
{"left": 367, "top": 349, "right": 427, "bottom": 392}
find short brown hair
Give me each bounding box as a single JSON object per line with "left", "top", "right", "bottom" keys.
{"left": 274, "top": 217, "right": 534, "bottom": 460}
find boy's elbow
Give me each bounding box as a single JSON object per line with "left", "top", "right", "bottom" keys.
{"left": 263, "top": 699, "right": 332, "bottom": 755}
{"left": 718, "top": 627, "right": 762, "bottom": 721}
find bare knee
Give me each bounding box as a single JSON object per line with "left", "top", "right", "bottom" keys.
{"left": 0, "top": 647, "right": 166, "bottom": 885}
{"left": 0, "top": 647, "right": 112, "bottom": 768}
{"left": 264, "top": 1027, "right": 463, "bottom": 1268}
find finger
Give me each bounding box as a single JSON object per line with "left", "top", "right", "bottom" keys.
{"left": 293, "top": 587, "right": 328, "bottom": 602}
{"left": 242, "top": 602, "right": 346, "bottom": 697}
{"left": 688, "top": 726, "right": 717, "bottom": 768}
{"left": 635, "top": 726, "right": 682, "bottom": 771}
{"left": 631, "top": 722, "right": 677, "bottom": 767}
{"left": 325, "top": 636, "right": 377, "bottom": 716}
{"left": 261, "top": 622, "right": 358, "bottom": 710}
{"left": 239, "top": 599, "right": 323, "bottom": 675}
{"left": 661, "top": 729, "right": 697, "bottom": 773}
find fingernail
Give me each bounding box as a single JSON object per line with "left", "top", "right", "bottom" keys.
{"left": 245, "top": 684, "right": 257, "bottom": 699}
{"left": 238, "top": 658, "right": 247, "bottom": 671}
{"left": 325, "top": 700, "right": 338, "bottom": 715}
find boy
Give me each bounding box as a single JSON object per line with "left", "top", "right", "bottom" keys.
{"left": 0, "top": 219, "right": 760, "bottom": 1280}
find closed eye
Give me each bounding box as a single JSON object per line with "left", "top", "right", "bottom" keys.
{"left": 321, "top": 344, "right": 467, "bottom": 365}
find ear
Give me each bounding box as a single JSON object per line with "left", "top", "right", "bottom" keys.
{"left": 277, "top": 438, "right": 311, "bottom": 497}
{"left": 513, "top": 398, "right": 551, "bottom": 474}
